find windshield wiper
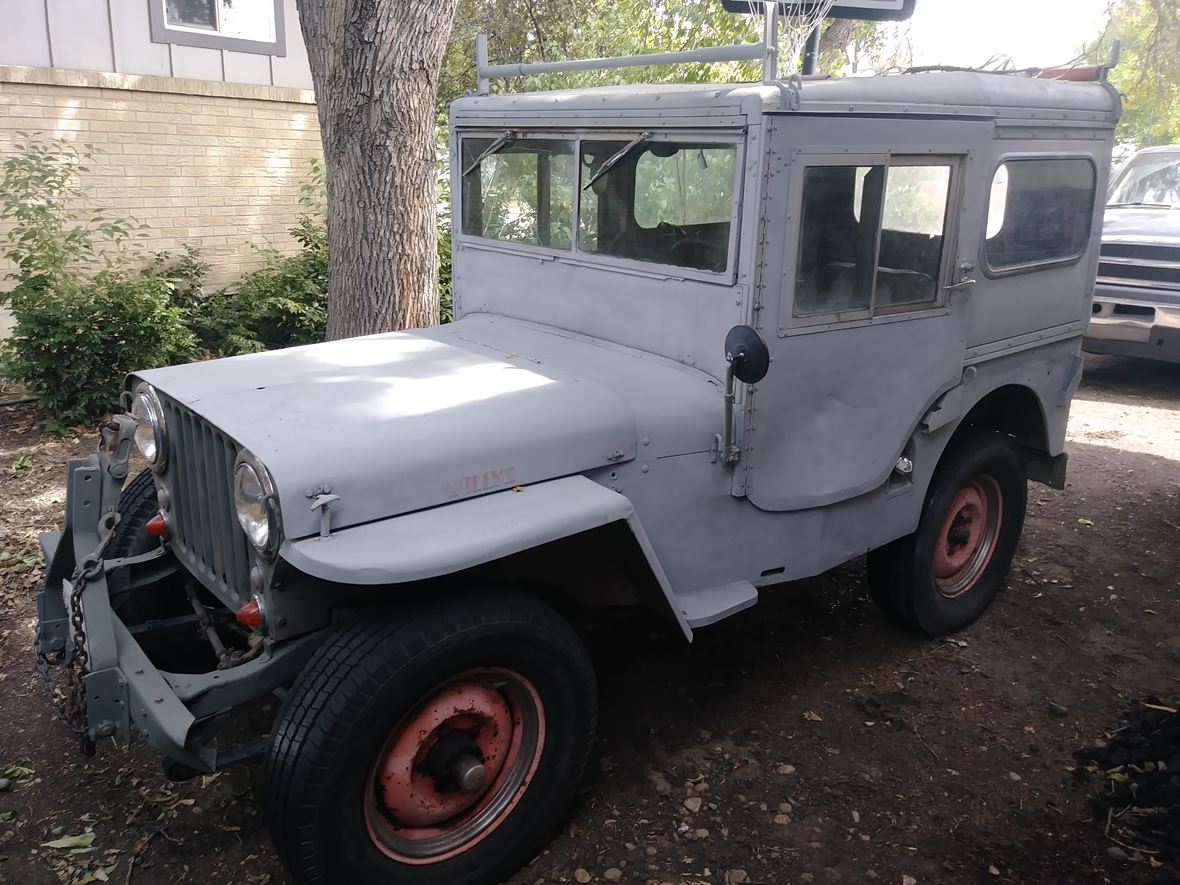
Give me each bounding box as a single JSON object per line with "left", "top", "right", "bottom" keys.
{"left": 1107, "top": 201, "right": 1177, "bottom": 209}
{"left": 462, "top": 130, "right": 515, "bottom": 177}
{"left": 582, "top": 131, "right": 653, "bottom": 191}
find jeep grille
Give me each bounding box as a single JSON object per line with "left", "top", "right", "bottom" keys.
{"left": 157, "top": 394, "right": 252, "bottom": 606}
{"left": 1097, "top": 243, "right": 1180, "bottom": 291}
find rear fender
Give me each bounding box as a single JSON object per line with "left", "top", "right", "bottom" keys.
{"left": 279, "top": 476, "right": 692, "bottom": 639}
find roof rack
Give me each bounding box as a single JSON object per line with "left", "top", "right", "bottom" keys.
{"left": 475, "top": 1, "right": 783, "bottom": 95}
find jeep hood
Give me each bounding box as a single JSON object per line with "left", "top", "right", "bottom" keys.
{"left": 135, "top": 314, "right": 720, "bottom": 539}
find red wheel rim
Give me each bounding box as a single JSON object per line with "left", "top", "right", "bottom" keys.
{"left": 932, "top": 474, "right": 1003, "bottom": 598}
{"left": 363, "top": 668, "right": 545, "bottom": 865}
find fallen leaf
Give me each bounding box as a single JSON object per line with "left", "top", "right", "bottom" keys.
{"left": 803, "top": 710, "right": 824, "bottom": 722}
{"left": 42, "top": 832, "right": 96, "bottom": 850}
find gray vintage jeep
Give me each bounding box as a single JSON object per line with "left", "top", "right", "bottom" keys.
{"left": 34, "top": 9, "right": 1120, "bottom": 884}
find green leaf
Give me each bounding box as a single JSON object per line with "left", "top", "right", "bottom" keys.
{"left": 41, "top": 832, "right": 95, "bottom": 850}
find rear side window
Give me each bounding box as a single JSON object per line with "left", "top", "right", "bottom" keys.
{"left": 984, "top": 158, "right": 1096, "bottom": 272}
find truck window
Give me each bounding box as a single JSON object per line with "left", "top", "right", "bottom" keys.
{"left": 460, "top": 137, "right": 575, "bottom": 249}
{"left": 984, "top": 158, "right": 1096, "bottom": 272}
{"left": 578, "top": 139, "right": 737, "bottom": 273}
{"left": 795, "top": 160, "right": 952, "bottom": 317}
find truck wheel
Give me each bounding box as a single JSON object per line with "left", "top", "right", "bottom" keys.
{"left": 104, "top": 468, "right": 160, "bottom": 558}
{"left": 264, "top": 592, "right": 597, "bottom": 885}
{"left": 867, "top": 431, "right": 1026, "bottom": 636}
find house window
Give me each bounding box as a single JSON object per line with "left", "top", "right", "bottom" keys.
{"left": 984, "top": 158, "right": 1096, "bottom": 273}
{"left": 150, "top": 0, "right": 286, "bottom": 56}
{"left": 794, "top": 159, "right": 954, "bottom": 317}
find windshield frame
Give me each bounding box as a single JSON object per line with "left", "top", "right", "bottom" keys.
{"left": 456, "top": 127, "right": 745, "bottom": 286}
{"left": 1107, "top": 151, "right": 1180, "bottom": 210}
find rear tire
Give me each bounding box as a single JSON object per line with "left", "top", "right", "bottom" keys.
{"left": 264, "top": 592, "right": 597, "bottom": 885}
{"left": 867, "top": 431, "right": 1027, "bottom": 636}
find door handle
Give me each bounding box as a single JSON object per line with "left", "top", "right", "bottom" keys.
{"left": 944, "top": 278, "right": 977, "bottom": 293}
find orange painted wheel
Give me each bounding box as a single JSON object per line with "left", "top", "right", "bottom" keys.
{"left": 364, "top": 669, "right": 545, "bottom": 864}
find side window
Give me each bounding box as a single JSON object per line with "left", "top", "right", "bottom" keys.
{"left": 795, "top": 161, "right": 952, "bottom": 317}
{"left": 985, "top": 158, "right": 1096, "bottom": 272}
{"left": 460, "top": 138, "right": 575, "bottom": 249}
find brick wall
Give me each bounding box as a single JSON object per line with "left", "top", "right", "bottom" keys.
{"left": 0, "top": 66, "right": 322, "bottom": 335}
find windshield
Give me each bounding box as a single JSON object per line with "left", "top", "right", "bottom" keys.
{"left": 1108, "top": 153, "right": 1180, "bottom": 208}
{"left": 460, "top": 136, "right": 575, "bottom": 248}
{"left": 580, "top": 139, "right": 737, "bottom": 272}
{"left": 460, "top": 132, "right": 739, "bottom": 274}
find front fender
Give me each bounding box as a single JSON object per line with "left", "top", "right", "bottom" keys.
{"left": 279, "top": 475, "right": 692, "bottom": 639}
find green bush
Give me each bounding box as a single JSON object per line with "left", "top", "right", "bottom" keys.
{"left": 0, "top": 134, "right": 193, "bottom": 425}
{"left": 4, "top": 274, "right": 194, "bottom": 425}
{"left": 187, "top": 246, "right": 328, "bottom": 357}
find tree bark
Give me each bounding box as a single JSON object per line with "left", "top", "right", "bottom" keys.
{"left": 296, "top": 0, "right": 460, "bottom": 339}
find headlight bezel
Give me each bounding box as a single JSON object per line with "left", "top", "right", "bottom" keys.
{"left": 130, "top": 382, "right": 167, "bottom": 469}
{"left": 233, "top": 450, "right": 281, "bottom": 558}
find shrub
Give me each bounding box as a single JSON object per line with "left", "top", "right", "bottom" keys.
{"left": 187, "top": 247, "right": 328, "bottom": 357}
{"left": 0, "top": 134, "right": 192, "bottom": 425}
{"left": 4, "top": 274, "right": 194, "bottom": 426}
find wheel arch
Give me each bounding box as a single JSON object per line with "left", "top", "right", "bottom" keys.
{"left": 944, "top": 383, "right": 1063, "bottom": 487}
{"left": 280, "top": 476, "right": 692, "bottom": 639}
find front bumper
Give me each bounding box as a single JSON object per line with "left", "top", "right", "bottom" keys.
{"left": 34, "top": 429, "right": 324, "bottom": 772}
{"left": 1084, "top": 286, "right": 1180, "bottom": 363}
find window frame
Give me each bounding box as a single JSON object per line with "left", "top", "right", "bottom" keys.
{"left": 457, "top": 131, "right": 578, "bottom": 254}
{"left": 574, "top": 129, "right": 745, "bottom": 284}
{"left": 981, "top": 153, "right": 1098, "bottom": 279}
{"left": 785, "top": 153, "right": 963, "bottom": 326}
{"left": 149, "top": 0, "right": 287, "bottom": 56}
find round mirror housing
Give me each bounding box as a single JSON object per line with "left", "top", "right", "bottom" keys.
{"left": 724, "top": 325, "right": 770, "bottom": 384}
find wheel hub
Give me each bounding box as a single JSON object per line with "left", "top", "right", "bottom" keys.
{"left": 364, "top": 667, "right": 547, "bottom": 864}
{"left": 932, "top": 476, "right": 1003, "bottom": 598}
{"left": 377, "top": 680, "right": 512, "bottom": 827}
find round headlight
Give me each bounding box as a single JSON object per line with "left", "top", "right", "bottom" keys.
{"left": 130, "top": 384, "right": 166, "bottom": 467}
{"left": 234, "top": 453, "right": 279, "bottom": 555}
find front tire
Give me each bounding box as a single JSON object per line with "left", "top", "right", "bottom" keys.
{"left": 264, "top": 592, "right": 597, "bottom": 885}
{"left": 867, "top": 431, "right": 1027, "bottom": 636}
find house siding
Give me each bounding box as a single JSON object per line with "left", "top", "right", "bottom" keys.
{"left": 0, "top": 0, "right": 313, "bottom": 90}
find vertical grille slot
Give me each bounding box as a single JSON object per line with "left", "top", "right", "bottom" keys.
{"left": 158, "top": 395, "right": 250, "bottom": 606}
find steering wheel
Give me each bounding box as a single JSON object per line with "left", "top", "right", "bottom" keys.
{"left": 667, "top": 237, "right": 727, "bottom": 272}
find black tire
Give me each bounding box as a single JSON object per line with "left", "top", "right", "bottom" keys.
{"left": 105, "top": 468, "right": 160, "bottom": 558}
{"left": 867, "top": 431, "right": 1027, "bottom": 636}
{"left": 264, "top": 592, "right": 597, "bottom": 885}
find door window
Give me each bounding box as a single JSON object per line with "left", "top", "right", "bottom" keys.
{"left": 984, "top": 158, "right": 1096, "bottom": 272}
{"left": 795, "top": 160, "right": 953, "bottom": 317}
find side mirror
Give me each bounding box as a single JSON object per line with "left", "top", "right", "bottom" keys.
{"left": 724, "top": 325, "right": 769, "bottom": 384}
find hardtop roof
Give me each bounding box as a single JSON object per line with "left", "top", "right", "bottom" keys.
{"left": 450, "top": 70, "right": 1120, "bottom": 125}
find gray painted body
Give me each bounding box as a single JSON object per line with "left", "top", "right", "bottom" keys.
{"left": 39, "top": 68, "right": 1119, "bottom": 769}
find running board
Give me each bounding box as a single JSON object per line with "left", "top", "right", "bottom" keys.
{"left": 676, "top": 581, "right": 759, "bottom": 628}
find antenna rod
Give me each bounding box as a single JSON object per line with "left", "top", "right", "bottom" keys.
{"left": 801, "top": 25, "right": 821, "bottom": 75}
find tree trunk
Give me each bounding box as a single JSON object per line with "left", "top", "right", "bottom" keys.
{"left": 296, "top": 0, "right": 460, "bottom": 339}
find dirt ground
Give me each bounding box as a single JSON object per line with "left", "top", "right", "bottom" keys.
{"left": 1, "top": 353, "right": 1178, "bottom": 885}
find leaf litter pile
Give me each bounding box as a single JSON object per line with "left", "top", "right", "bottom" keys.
{"left": 1075, "top": 698, "right": 1180, "bottom": 875}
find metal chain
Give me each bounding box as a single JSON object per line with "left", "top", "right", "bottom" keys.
{"left": 33, "top": 524, "right": 116, "bottom": 756}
